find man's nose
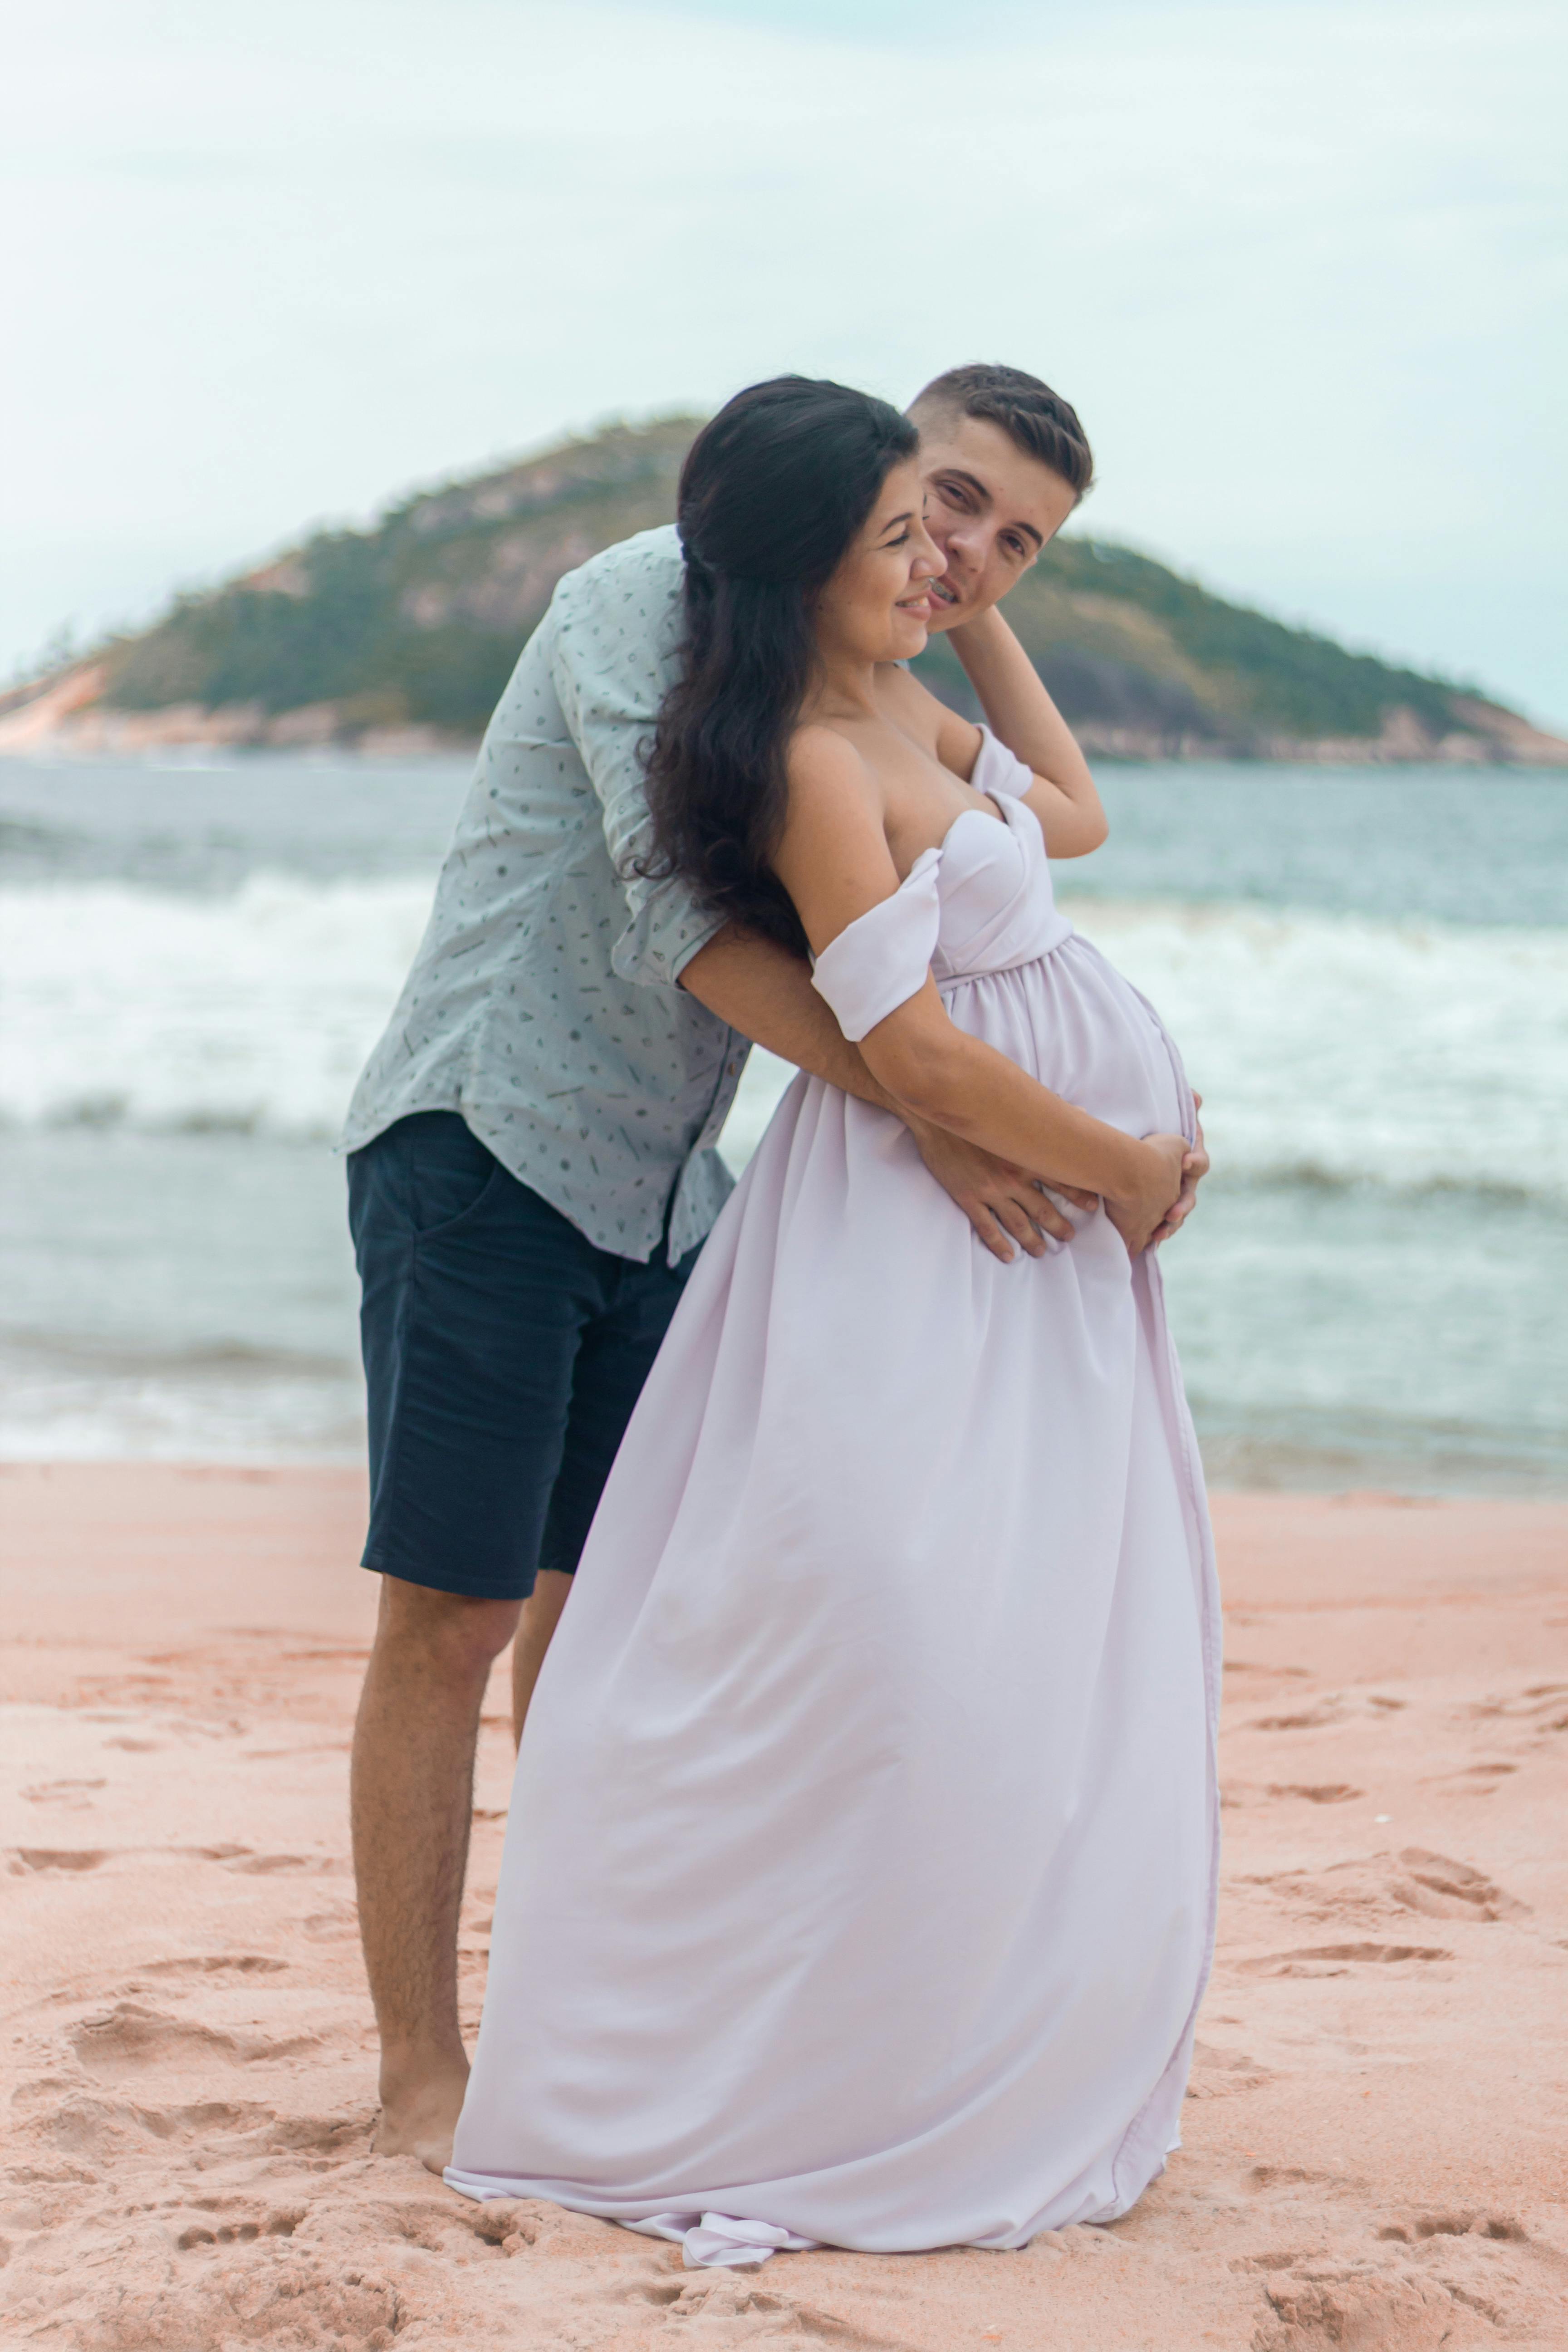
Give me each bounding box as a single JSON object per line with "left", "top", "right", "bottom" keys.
{"left": 940, "top": 519, "right": 981, "bottom": 570}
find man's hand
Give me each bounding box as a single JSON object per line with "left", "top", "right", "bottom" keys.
{"left": 905, "top": 1118, "right": 1098, "bottom": 1264}
{"left": 1150, "top": 1094, "right": 1210, "bottom": 1248}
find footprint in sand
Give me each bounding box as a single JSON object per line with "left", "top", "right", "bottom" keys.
{"left": 153, "top": 1845, "right": 349, "bottom": 1875}
{"left": 1438, "top": 1761, "right": 1519, "bottom": 1793}
{"left": 613, "top": 2258, "right": 842, "bottom": 2334}
{"left": 1522, "top": 1683, "right": 1568, "bottom": 1731}
{"left": 1470, "top": 1685, "right": 1568, "bottom": 1730}
{"left": 1242, "top": 2164, "right": 1343, "bottom": 2196}
{"left": 49, "top": 2249, "right": 401, "bottom": 2351}
{"left": 1239, "top": 1844, "right": 1528, "bottom": 1939}
{"left": 1256, "top": 2218, "right": 1555, "bottom": 2352}
{"left": 260, "top": 2111, "right": 372, "bottom": 2154}
{"left": 1240, "top": 1942, "right": 1452, "bottom": 1978}
{"left": 1389, "top": 1849, "right": 1530, "bottom": 1922}
{"left": 1220, "top": 1783, "right": 1362, "bottom": 1811}
{"left": 1185, "top": 2040, "right": 1274, "bottom": 2099}
{"left": 1247, "top": 1695, "right": 1411, "bottom": 1734}
{"left": 20, "top": 1780, "right": 107, "bottom": 1808}
{"left": 9, "top": 1849, "right": 110, "bottom": 1874}
{"left": 1266, "top": 1784, "right": 1364, "bottom": 1804}
{"left": 23, "top": 2090, "right": 266, "bottom": 2162}
{"left": 348, "top": 2191, "right": 519, "bottom": 2257}
{"left": 622, "top": 2275, "right": 811, "bottom": 2324}
{"left": 301, "top": 1907, "right": 359, "bottom": 1941}
{"left": 224, "top": 1852, "right": 350, "bottom": 1876}
{"left": 1254, "top": 2259, "right": 1467, "bottom": 2351}
{"left": 68, "top": 2004, "right": 321, "bottom": 2080}
{"left": 130, "top": 1955, "right": 289, "bottom": 1979}
{"left": 29, "top": 2087, "right": 368, "bottom": 2164}
{"left": 175, "top": 2208, "right": 302, "bottom": 2249}
{"left": 1250, "top": 1706, "right": 1347, "bottom": 1732}
{"left": 1379, "top": 2211, "right": 1528, "bottom": 2243}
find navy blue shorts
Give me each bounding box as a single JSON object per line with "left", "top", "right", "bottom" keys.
{"left": 347, "top": 1112, "right": 697, "bottom": 1602}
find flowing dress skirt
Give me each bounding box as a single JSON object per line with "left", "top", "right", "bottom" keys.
{"left": 447, "top": 884, "right": 1221, "bottom": 2262}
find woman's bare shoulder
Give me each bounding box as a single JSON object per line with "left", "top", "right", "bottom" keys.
{"left": 775, "top": 725, "right": 902, "bottom": 950}
{"left": 785, "top": 722, "right": 881, "bottom": 814}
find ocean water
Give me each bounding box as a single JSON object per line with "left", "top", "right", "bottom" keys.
{"left": 1, "top": 754, "right": 1564, "bottom": 1491}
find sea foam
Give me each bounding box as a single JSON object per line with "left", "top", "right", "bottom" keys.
{"left": 0, "top": 875, "right": 434, "bottom": 1142}
{"left": 2, "top": 875, "right": 1564, "bottom": 1202}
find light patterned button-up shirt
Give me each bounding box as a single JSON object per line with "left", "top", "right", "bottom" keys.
{"left": 343, "top": 526, "right": 749, "bottom": 1264}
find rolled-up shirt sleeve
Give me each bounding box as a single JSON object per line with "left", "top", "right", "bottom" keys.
{"left": 549, "top": 549, "right": 726, "bottom": 992}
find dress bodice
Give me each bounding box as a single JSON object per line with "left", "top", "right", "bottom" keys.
{"left": 811, "top": 729, "right": 1074, "bottom": 1043}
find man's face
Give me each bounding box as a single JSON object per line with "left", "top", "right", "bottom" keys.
{"left": 916, "top": 413, "right": 1079, "bottom": 632}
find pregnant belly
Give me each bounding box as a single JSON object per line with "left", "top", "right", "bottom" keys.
{"left": 945, "top": 936, "right": 1188, "bottom": 1140}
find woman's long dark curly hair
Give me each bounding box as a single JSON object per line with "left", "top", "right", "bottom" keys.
{"left": 639, "top": 376, "right": 917, "bottom": 956}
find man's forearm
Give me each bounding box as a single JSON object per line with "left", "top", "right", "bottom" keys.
{"left": 679, "top": 923, "right": 903, "bottom": 1112}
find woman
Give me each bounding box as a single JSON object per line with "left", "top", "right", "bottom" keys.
{"left": 446, "top": 378, "right": 1220, "bottom": 2266}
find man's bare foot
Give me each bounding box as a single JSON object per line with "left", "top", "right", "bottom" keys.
{"left": 374, "top": 2058, "right": 470, "bottom": 2175}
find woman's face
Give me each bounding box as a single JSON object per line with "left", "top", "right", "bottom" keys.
{"left": 814, "top": 459, "right": 943, "bottom": 666}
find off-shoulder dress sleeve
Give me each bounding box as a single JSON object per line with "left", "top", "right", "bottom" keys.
{"left": 970, "top": 724, "right": 1036, "bottom": 801}
{"left": 809, "top": 853, "right": 942, "bottom": 1043}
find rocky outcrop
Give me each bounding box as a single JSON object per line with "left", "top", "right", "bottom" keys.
{"left": 5, "top": 418, "right": 1563, "bottom": 765}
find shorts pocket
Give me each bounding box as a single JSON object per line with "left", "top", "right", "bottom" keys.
{"left": 397, "top": 1114, "right": 508, "bottom": 1240}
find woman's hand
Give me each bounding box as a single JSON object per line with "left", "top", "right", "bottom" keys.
{"left": 1150, "top": 1094, "right": 1209, "bottom": 1248}
{"left": 1104, "top": 1133, "right": 1188, "bottom": 1259}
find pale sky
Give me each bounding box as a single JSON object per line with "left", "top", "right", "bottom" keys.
{"left": 5, "top": 0, "right": 1566, "bottom": 725}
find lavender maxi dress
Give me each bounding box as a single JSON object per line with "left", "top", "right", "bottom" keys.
{"left": 446, "top": 731, "right": 1221, "bottom": 2268}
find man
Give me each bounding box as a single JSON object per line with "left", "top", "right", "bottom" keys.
{"left": 342, "top": 363, "right": 1208, "bottom": 2171}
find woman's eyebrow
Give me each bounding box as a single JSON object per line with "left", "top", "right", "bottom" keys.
{"left": 878, "top": 510, "right": 917, "bottom": 535}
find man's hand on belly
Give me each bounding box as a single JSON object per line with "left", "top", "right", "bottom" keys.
{"left": 903, "top": 1119, "right": 1098, "bottom": 1264}
{"left": 1149, "top": 1094, "right": 1210, "bottom": 1248}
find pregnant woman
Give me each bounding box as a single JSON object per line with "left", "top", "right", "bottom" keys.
{"left": 446, "top": 378, "right": 1220, "bottom": 2266}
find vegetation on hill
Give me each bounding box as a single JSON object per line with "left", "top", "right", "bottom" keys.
{"left": 10, "top": 416, "right": 1557, "bottom": 762}
{"left": 919, "top": 537, "right": 1463, "bottom": 744}
{"left": 104, "top": 420, "right": 696, "bottom": 736}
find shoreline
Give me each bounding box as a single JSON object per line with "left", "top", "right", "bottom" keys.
{"left": 6, "top": 735, "right": 1568, "bottom": 770}
{"left": 4, "top": 1461, "right": 1567, "bottom": 2346}
{"left": 7, "top": 1444, "right": 1564, "bottom": 1500}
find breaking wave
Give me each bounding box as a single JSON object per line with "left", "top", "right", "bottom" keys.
{"left": 1, "top": 876, "right": 1564, "bottom": 1204}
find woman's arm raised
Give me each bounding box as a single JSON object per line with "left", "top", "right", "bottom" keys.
{"left": 773, "top": 731, "right": 1183, "bottom": 1254}
{"left": 882, "top": 611, "right": 1107, "bottom": 860}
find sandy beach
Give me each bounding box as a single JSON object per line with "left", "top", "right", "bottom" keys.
{"left": 3, "top": 1463, "right": 1566, "bottom": 2349}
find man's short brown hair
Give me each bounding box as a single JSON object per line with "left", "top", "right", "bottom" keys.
{"left": 910, "top": 363, "right": 1094, "bottom": 500}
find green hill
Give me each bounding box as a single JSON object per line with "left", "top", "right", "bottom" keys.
{"left": 4, "top": 416, "right": 1562, "bottom": 763}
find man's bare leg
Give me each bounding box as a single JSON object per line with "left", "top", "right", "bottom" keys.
{"left": 510, "top": 1568, "right": 573, "bottom": 1747}
{"left": 351, "top": 1573, "right": 520, "bottom": 2171}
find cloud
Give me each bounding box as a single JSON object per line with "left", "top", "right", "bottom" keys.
{"left": 4, "top": 0, "right": 1563, "bottom": 720}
